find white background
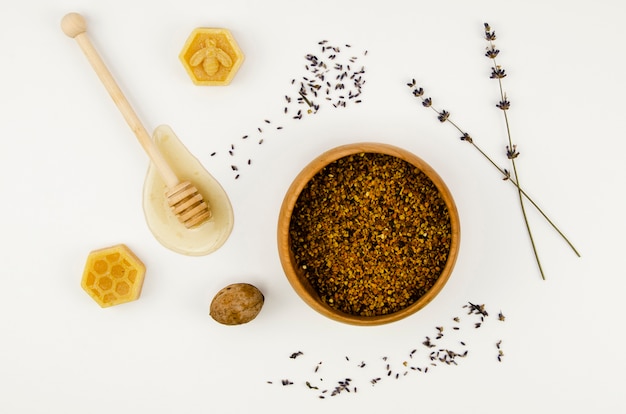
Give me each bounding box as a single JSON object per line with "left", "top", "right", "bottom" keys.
{"left": 1, "top": 0, "right": 624, "bottom": 412}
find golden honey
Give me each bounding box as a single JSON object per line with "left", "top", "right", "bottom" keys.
{"left": 81, "top": 244, "right": 146, "bottom": 307}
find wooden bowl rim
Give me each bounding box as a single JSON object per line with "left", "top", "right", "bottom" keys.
{"left": 277, "top": 142, "right": 460, "bottom": 326}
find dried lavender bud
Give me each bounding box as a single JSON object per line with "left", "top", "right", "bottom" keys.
{"left": 412, "top": 87, "right": 424, "bottom": 97}
{"left": 306, "top": 381, "right": 319, "bottom": 389}
{"left": 506, "top": 145, "right": 519, "bottom": 159}
{"left": 422, "top": 97, "right": 432, "bottom": 107}
{"left": 438, "top": 110, "right": 450, "bottom": 122}
{"left": 465, "top": 302, "right": 488, "bottom": 317}
{"left": 490, "top": 66, "right": 507, "bottom": 79}
{"left": 485, "top": 46, "right": 500, "bottom": 59}
{"left": 484, "top": 23, "right": 496, "bottom": 41}
{"left": 496, "top": 99, "right": 511, "bottom": 110}
{"left": 460, "top": 133, "right": 473, "bottom": 143}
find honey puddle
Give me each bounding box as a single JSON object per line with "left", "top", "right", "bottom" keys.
{"left": 143, "top": 125, "right": 234, "bottom": 255}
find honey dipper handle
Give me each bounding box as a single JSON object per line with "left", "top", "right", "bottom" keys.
{"left": 61, "top": 13, "right": 179, "bottom": 189}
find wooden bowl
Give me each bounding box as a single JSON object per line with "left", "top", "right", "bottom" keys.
{"left": 277, "top": 143, "right": 460, "bottom": 325}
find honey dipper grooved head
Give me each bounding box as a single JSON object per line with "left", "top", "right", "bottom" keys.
{"left": 166, "top": 181, "right": 212, "bottom": 228}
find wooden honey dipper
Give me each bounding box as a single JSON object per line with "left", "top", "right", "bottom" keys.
{"left": 61, "top": 12, "right": 211, "bottom": 228}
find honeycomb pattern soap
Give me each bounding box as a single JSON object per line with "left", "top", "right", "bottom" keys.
{"left": 81, "top": 244, "right": 146, "bottom": 307}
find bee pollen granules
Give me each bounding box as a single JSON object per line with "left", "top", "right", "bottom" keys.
{"left": 288, "top": 152, "right": 452, "bottom": 317}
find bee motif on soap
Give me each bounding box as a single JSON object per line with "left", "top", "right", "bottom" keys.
{"left": 190, "top": 39, "right": 233, "bottom": 76}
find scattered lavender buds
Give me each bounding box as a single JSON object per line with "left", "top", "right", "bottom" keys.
{"left": 267, "top": 302, "right": 506, "bottom": 398}
{"left": 464, "top": 301, "right": 489, "bottom": 318}
{"left": 496, "top": 340, "right": 504, "bottom": 362}
{"left": 210, "top": 40, "right": 367, "bottom": 180}
{"left": 290, "top": 351, "right": 304, "bottom": 359}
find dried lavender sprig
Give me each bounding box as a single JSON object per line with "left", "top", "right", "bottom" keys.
{"left": 407, "top": 81, "right": 580, "bottom": 259}
{"left": 484, "top": 22, "right": 544, "bottom": 280}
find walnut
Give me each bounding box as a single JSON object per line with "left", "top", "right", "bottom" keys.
{"left": 209, "top": 283, "right": 264, "bottom": 325}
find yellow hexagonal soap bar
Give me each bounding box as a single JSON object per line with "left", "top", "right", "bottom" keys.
{"left": 179, "top": 28, "right": 244, "bottom": 85}
{"left": 81, "top": 244, "right": 146, "bottom": 308}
